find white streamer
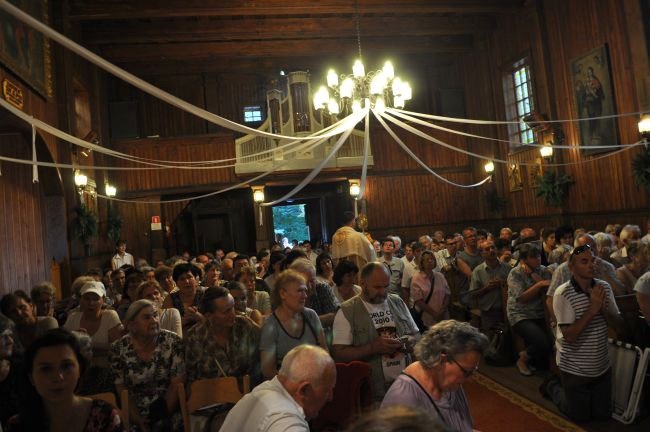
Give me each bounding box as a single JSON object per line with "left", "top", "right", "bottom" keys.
{"left": 358, "top": 112, "right": 371, "bottom": 200}
{"left": 387, "top": 108, "right": 646, "bottom": 150}
{"left": 0, "top": 0, "right": 345, "bottom": 143}
{"left": 0, "top": 97, "right": 356, "bottom": 169}
{"left": 381, "top": 111, "right": 636, "bottom": 168}
{"left": 374, "top": 110, "right": 491, "bottom": 188}
{"left": 393, "top": 108, "right": 645, "bottom": 125}
{"left": 31, "top": 124, "right": 38, "bottom": 183}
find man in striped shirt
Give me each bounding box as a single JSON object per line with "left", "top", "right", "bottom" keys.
{"left": 552, "top": 243, "right": 622, "bottom": 422}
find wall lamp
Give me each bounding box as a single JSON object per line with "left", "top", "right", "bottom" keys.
{"left": 540, "top": 142, "right": 554, "bottom": 159}
{"left": 252, "top": 186, "right": 265, "bottom": 203}
{"left": 348, "top": 179, "right": 361, "bottom": 198}
{"left": 638, "top": 114, "right": 650, "bottom": 143}
{"left": 483, "top": 161, "right": 495, "bottom": 174}
{"left": 105, "top": 183, "right": 117, "bottom": 197}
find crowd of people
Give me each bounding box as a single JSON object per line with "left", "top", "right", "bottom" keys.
{"left": 0, "top": 219, "right": 648, "bottom": 431}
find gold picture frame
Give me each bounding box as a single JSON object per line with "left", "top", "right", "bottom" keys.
{"left": 508, "top": 163, "right": 523, "bottom": 192}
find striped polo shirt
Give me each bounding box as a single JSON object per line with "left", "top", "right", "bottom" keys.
{"left": 553, "top": 278, "right": 618, "bottom": 377}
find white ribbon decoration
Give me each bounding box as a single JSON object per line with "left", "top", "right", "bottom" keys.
{"left": 375, "top": 110, "right": 492, "bottom": 188}
{"left": 0, "top": 0, "right": 346, "bottom": 143}
{"left": 387, "top": 108, "right": 647, "bottom": 150}
{"left": 380, "top": 111, "right": 636, "bottom": 168}
{"left": 31, "top": 124, "right": 39, "bottom": 183}
{"left": 393, "top": 108, "right": 645, "bottom": 125}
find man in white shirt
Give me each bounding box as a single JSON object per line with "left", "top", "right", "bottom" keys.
{"left": 378, "top": 238, "right": 404, "bottom": 296}
{"left": 220, "top": 345, "right": 336, "bottom": 432}
{"left": 111, "top": 240, "right": 134, "bottom": 270}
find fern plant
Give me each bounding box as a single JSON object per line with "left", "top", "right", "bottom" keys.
{"left": 485, "top": 189, "right": 507, "bottom": 214}
{"left": 632, "top": 146, "right": 650, "bottom": 194}
{"left": 106, "top": 206, "right": 123, "bottom": 245}
{"left": 535, "top": 171, "right": 573, "bottom": 207}
{"left": 72, "top": 204, "right": 99, "bottom": 246}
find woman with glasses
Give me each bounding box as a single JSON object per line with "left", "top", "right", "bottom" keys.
{"left": 381, "top": 320, "right": 487, "bottom": 432}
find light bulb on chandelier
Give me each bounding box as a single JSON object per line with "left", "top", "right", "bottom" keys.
{"left": 313, "top": 60, "right": 412, "bottom": 117}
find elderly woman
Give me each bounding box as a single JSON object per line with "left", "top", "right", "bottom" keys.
{"left": 410, "top": 251, "right": 451, "bottom": 328}
{"left": 547, "top": 244, "right": 572, "bottom": 273}
{"left": 30, "top": 282, "right": 56, "bottom": 317}
{"left": 332, "top": 259, "right": 361, "bottom": 302}
{"left": 236, "top": 266, "right": 272, "bottom": 316}
{"left": 117, "top": 272, "right": 146, "bottom": 320}
{"left": 316, "top": 252, "right": 335, "bottom": 288}
{"left": 185, "top": 286, "right": 260, "bottom": 386}
{"left": 228, "top": 281, "right": 263, "bottom": 327}
{"left": 110, "top": 300, "right": 185, "bottom": 431}
{"left": 136, "top": 280, "right": 182, "bottom": 337}
{"left": 616, "top": 241, "right": 649, "bottom": 293}
{"left": 63, "top": 281, "right": 122, "bottom": 356}
{"left": 382, "top": 320, "right": 488, "bottom": 432}
{"left": 260, "top": 270, "right": 328, "bottom": 379}
{"left": 162, "top": 263, "right": 204, "bottom": 332}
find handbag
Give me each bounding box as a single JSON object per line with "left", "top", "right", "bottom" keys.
{"left": 409, "top": 275, "right": 435, "bottom": 334}
{"left": 484, "top": 322, "right": 515, "bottom": 366}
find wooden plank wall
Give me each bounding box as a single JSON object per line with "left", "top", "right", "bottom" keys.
{"left": 0, "top": 135, "right": 50, "bottom": 294}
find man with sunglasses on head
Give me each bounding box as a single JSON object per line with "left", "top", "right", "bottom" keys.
{"left": 546, "top": 233, "right": 624, "bottom": 327}
{"left": 549, "top": 243, "right": 623, "bottom": 423}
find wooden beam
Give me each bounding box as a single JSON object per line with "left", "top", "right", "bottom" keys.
{"left": 68, "top": 0, "right": 524, "bottom": 21}
{"left": 81, "top": 15, "right": 495, "bottom": 45}
{"left": 98, "top": 35, "right": 473, "bottom": 63}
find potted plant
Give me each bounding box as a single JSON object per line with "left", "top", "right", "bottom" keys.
{"left": 632, "top": 146, "right": 650, "bottom": 194}
{"left": 485, "top": 189, "right": 506, "bottom": 215}
{"left": 534, "top": 171, "right": 573, "bottom": 207}
{"left": 72, "top": 204, "right": 99, "bottom": 255}
{"left": 106, "top": 206, "right": 123, "bottom": 245}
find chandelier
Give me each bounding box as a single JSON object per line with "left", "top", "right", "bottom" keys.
{"left": 313, "top": 60, "right": 412, "bottom": 117}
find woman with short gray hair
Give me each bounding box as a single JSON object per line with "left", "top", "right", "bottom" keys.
{"left": 382, "top": 320, "right": 488, "bottom": 432}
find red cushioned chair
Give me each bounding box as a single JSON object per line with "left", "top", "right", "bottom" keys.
{"left": 310, "top": 361, "right": 372, "bottom": 431}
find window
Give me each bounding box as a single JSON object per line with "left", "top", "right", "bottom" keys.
{"left": 243, "top": 106, "right": 262, "bottom": 123}
{"left": 503, "top": 59, "right": 535, "bottom": 147}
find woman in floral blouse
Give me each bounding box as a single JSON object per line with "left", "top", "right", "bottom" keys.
{"left": 184, "top": 286, "right": 261, "bottom": 386}
{"left": 110, "top": 300, "right": 184, "bottom": 431}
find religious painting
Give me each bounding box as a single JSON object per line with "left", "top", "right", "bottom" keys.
{"left": 570, "top": 45, "right": 618, "bottom": 154}
{"left": 0, "top": 0, "right": 52, "bottom": 98}
{"left": 508, "top": 163, "right": 523, "bottom": 192}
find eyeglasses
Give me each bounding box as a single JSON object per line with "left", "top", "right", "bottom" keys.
{"left": 447, "top": 354, "right": 478, "bottom": 378}
{"left": 571, "top": 244, "right": 592, "bottom": 257}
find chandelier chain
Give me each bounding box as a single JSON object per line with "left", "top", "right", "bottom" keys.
{"left": 355, "top": 1, "right": 362, "bottom": 60}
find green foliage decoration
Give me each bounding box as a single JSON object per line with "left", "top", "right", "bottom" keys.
{"left": 631, "top": 146, "right": 650, "bottom": 194}
{"left": 534, "top": 171, "right": 573, "bottom": 208}
{"left": 107, "top": 206, "right": 123, "bottom": 245}
{"left": 72, "top": 204, "right": 99, "bottom": 245}
{"left": 485, "top": 189, "right": 507, "bottom": 214}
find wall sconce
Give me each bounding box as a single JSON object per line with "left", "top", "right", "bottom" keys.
{"left": 638, "top": 114, "right": 650, "bottom": 143}
{"left": 74, "top": 170, "right": 88, "bottom": 188}
{"left": 540, "top": 142, "right": 554, "bottom": 159}
{"left": 105, "top": 183, "right": 117, "bottom": 197}
{"left": 348, "top": 179, "right": 361, "bottom": 198}
{"left": 483, "top": 161, "right": 495, "bottom": 174}
{"left": 252, "top": 186, "right": 265, "bottom": 203}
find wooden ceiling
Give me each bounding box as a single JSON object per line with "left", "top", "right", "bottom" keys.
{"left": 66, "top": 0, "right": 525, "bottom": 75}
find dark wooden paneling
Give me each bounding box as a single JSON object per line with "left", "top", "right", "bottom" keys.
{"left": 112, "top": 134, "right": 237, "bottom": 193}
{"left": 0, "top": 135, "right": 50, "bottom": 296}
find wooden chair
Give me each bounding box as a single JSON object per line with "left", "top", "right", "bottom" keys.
{"left": 89, "top": 389, "right": 129, "bottom": 429}
{"left": 178, "top": 375, "right": 250, "bottom": 432}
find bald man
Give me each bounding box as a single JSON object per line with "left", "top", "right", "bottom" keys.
{"left": 220, "top": 345, "right": 336, "bottom": 431}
